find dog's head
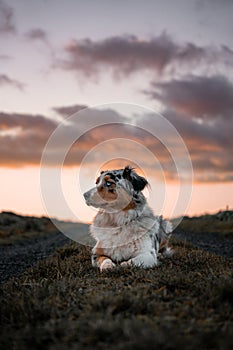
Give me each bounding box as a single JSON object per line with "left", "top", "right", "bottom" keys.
{"left": 83, "top": 166, "right": 148, "bottom": 212}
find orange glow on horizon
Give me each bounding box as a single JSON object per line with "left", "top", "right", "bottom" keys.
{"left": 0, "top": 166, "right": 232, "bottom": 224}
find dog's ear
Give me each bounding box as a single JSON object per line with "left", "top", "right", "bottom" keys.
{"left": 123, "top": 166, "right": 148, "bottom": 191}
{"left": 122, "top": 165, "right": 132, "bottom": 181}
{"left": 131, "top": 173, "right": 148, "bottom": 191}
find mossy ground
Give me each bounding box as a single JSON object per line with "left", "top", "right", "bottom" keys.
{"left": 0, "top": 237, "right": 233, "bottom": 350}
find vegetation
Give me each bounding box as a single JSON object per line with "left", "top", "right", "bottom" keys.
{"left": 174, "top": 210, "right": 233, "bottom": 238}
{"left": 0, "top": 211, "right": 58, "bottom": 245}
{"left": 0, "top": 237, "right": 232, "bottom": 350}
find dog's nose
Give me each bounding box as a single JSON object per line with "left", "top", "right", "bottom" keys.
{"left": 83, "top": 191, "right": 89, "bottom": 200}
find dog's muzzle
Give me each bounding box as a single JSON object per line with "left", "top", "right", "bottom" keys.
{"left": 83, "top": 190, "right": 91, "bottom": 205}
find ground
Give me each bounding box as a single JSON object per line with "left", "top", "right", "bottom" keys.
{"left": 0, "top": 211, "right": 232, "bottom": 349}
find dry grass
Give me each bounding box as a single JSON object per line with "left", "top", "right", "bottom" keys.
{"left": 174, "top": 214, "right": 233, "bottom": 239}
{"left": 0, "top": 237, "right": 233, "bottom": 350}
{"left": 0, "top": 211, "right": 58, "bottom": 245}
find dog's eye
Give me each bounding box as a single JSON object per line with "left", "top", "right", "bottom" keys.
{"left": 105, "top": 181, "right": 112, "bottom": 187}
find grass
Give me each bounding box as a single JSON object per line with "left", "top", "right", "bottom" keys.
{"left": 0, "top": 237, "right": 233, "bottom": 350}
{"left": 0, "top": 211, "right": 59, "bottom": 245}
{"left": 0, "top": 216, "right": 54, "bottom": 244}
{"left": 173, "top": 212, "right": 233, "bottom": 239}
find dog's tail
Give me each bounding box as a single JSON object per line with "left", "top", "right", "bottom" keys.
{"left": 158, "top": 216, "right": 173, "bottom": 258}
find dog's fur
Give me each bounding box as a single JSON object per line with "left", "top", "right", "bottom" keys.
{"left": 84, "top": 166, "right": 173, "bottom": 271}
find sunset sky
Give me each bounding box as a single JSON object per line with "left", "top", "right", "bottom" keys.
{"left": 0, "top": 0, "right": 232, "bottom": 222}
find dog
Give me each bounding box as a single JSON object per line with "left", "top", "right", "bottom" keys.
{"left": 83, "top": 166, "right": 173, "bottom": 272}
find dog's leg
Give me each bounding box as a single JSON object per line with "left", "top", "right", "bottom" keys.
{"left": 99, "top": 257, "right": 116, "bottom": 272}
{"left": 158, "top": 218, "right": 173, "bottom": 258}
{"left": 92, "top": 253, "right": 116, "bottom": 271}
{"left": 159, "top": 238, "right": 173, "bottom": 258}
{"left": 121, "top": 251, "right": 158, "bottom": 268}
{"left": 92, "top": 244, "right": 116, "bottom": 272}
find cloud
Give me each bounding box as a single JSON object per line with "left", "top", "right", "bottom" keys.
{"left": 142, "top": 73, "right": 233, "bottom": 182}
{"left": 0, "top": 108, "right": 167, "bottom": 168}
{"left": 53, "top": 104, "right": 88, "bottom": 118}
{"left": 0, "top": 0, "right": 16, "bottom": 34}
{"left": 25, "top": 28, "right": 48, "bottom": 42}
{"left": 0, "top": 106, "right": 232, "bottom": 183}
{"left": 56, "top": 33, "right": 233, "bottom": 78}
{"left": 0, "top": 112, "right": 57, "bottom": 166}
{"left": 0, "top": 54, "right": 11, "bottom": 60}
{"left": 137, "top": 110, "right": 233, "bottom": 183}
{"left": 0, "top": 74, "right": 25, "bottom": 90}
{"left": 146, "top": 75, "right": 233, "bottom": 119}
{"left": 0, "top": 112, "right": 56, "bottom": 132}
{"left": 0, "top": 109, "right": 121, "bottom": 166}
{"left": 24, "top": 27, "right": 55, "bottom": 57}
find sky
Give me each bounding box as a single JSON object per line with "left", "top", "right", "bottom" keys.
{"left": 0, "top": 0, "right": 233, "bottom": 222}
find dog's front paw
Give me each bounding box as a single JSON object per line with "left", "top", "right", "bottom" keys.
{"left": 120, "top": 259, "right": 132, "bottom": 267}
{"left": 100, "top": 259, "right": 115, "bottom": 272}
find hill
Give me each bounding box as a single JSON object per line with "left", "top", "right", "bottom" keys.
{"left": 0, "top": 211, "right": 57, "bottom": 244}
{"left": 173, "top": 210, "right": 233, "bottom": 238}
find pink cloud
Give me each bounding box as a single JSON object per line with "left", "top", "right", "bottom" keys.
{"left": 0, "top": 74, "right": 25, "bottom": 90}
{"left": 56, "top": 33, "right": 233, "bottom": 78}
{"left": 0, "top": 0, "right": 16, "bottom": 34}
{"left": 0, "top": 107, "right": 232, "bottom": 183}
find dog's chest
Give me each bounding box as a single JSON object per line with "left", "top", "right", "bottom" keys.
{"left": 91, "top": 223, "right": 153, "bottom": 262}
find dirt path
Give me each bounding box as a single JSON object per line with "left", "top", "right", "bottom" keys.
{"left": 0, "top": 232, "right": 70, "bottom": 283}
{"left": 0, "top": 226, "right": 232, "bottom": 284}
